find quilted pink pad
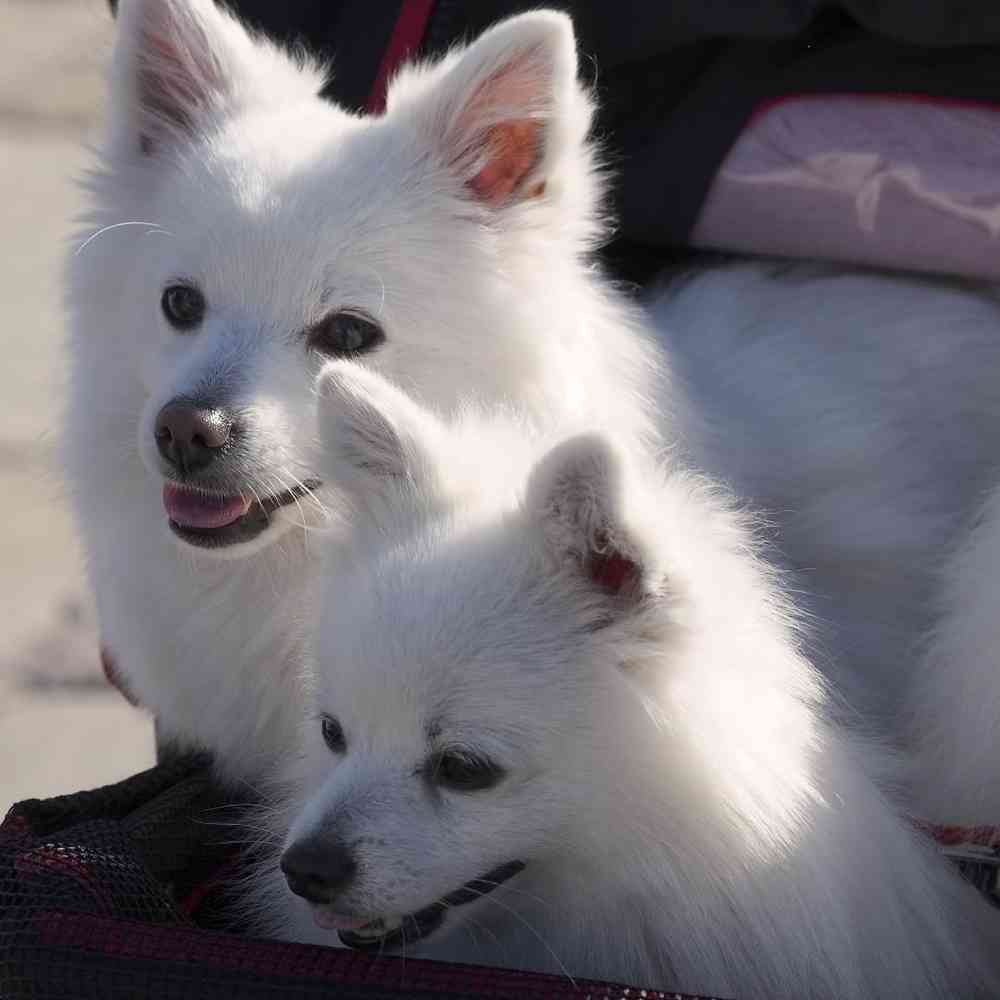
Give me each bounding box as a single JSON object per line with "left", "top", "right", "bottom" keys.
{"left": 693, "top": 95, "right": 1000, "bottom": 280}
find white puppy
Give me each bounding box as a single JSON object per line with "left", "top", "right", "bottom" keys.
{"left": 63, "top": 0, "right": 659, "bottom": 782}
{"left": 256, "top": 363, "right": 1000, "bottom": 1000}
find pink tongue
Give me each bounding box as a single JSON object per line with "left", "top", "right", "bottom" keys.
{"left": 312, "top": 909, "right": 371, "bottom": 931}
{"left": 163, "top": 483, "right": 251, "bottom": 529}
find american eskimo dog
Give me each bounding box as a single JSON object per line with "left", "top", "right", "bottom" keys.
{"left": 63, "top": 0, "right": 660, "bottom": 782}
{"left": 649, "top": 265, "right": 1000, "bottom": 824}
{"left": 257, "top": 362, "right": 999, "bottom": 999}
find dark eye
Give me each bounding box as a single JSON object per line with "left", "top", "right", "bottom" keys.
{"left": 320, "top": 715, "right": 346, "bottom": 754}
{"left": 308, "top": 311, "right": 384, "bottom": 357}
{"left": 430, "top": 750, "right": 505, "bottom": 792}
{"left": 161, "top": 284, "right": 205, "bottom": 330}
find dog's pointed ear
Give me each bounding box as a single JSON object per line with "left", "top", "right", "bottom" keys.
{"left": 525, "top": 434, "right": 651, "bottom": 603}
{"left": 317, "top": 363, "right": 443, "bottom": 514}
{"left": 111, "top": 0, "right": 323, "bottom": 157}
{"left": 388, "top": 12, "right": 588, "bottom": 208}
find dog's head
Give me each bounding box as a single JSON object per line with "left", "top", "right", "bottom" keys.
{"left": 280, "top": 364, "right": 666, "bottom": 950}
{"left": 67, "top": 0, "right": 599, "bottom": 556}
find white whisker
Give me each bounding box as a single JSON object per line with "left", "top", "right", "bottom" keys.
{"left": 467, "top": 886, "right": 577, "bottom": 987}
{"left": 268, "top": 470, "right": 312, "bottom": 536}
{"left": 471, "top": 878, "right": 554, "bottom": 911}
{"left": 75, "top": 220, "right": 171, "bottom": 256}
{"left": 440, "top": 897, "right": 506, "bottom": 963}
{"left": 285, "top": 470, "right": 330, "bottom": 519}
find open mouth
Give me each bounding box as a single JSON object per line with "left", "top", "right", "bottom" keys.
{"left": 330, "top": 860, "right": 525, "bottom": 951}
{"left": 163, "top": 480, "right": 321, "bottom": 548}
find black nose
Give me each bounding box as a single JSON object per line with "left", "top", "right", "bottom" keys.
{"left": 155, "top": 402, "right": 232, "bottom": 474}
{"left": 281, "top": 839, "right": 357, "bottom": 904}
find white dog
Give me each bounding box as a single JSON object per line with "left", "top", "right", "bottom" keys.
{"left": 258, "top": 362, "right": 999, "bottom": 999}
{"left": 649, "top": 264, "right": 1000, "bottom": 824}
{"left": 63, "top": 0, "right": 660, "bottom": 783}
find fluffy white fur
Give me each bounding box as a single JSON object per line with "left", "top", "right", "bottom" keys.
{"left": 907, "top": 487, "right": 1000, "bottom": 826}
{"left": 647, "top": 264, "right": 1000, "bottom": 822}
{"left": 64, "top": 0, "right": 1000, "bottom": 986}
{"left": 64, "top": 0, "right": 659, "bottom": 783}
{"left": 257, "top": 363, "right": 1000, "bottom": 999}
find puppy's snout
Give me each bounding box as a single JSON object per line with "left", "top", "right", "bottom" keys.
{"left": 281, "top": 839, "right": 357, "bottom": 903}
{"left": 155, "top": 401, "right": 234, "bottom": 475}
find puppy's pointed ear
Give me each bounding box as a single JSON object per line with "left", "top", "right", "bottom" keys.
{"left": 111, "top": 0, "right": 323, "bottom": 157}
{"left": 525, "top": 434, "right": 651, "bottom": 603}
{"left": 317, "top": 363, "right": 443, "bottom": 514}
{"left": 387, "top": 12, "right": 589, "bottom": 208}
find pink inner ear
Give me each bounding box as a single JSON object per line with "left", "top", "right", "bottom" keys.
{"left": 457, "top": 46, "right": 549, "bottom": 206}
{"left": 141, "top": 24, "right": 191, "bottom": 122}
{"left": 468, "top": 119, "right": 542, "bottom": 205}
{"left": 136, "top": 12, "right": 222, "bottom": 150}
{"left": 587, "top": 549, "right": 641, "bottom": 596}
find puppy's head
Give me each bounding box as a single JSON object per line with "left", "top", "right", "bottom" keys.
{"left": 281, "top": 365, "right": 663, "bottom": 950}
{"left": 66, "top": 0, "right": 598, "bottom": 559}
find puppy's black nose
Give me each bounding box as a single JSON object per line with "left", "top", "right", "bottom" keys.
{"left": 155, "top": 402, "right": 232, "bottom": 475}
{"left": 281, "top": 839, "right": 357, "bottom": 903}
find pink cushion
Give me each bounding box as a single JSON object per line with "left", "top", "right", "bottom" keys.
{"left": 692, "top": 95, "right": 1000, "bottom": 280}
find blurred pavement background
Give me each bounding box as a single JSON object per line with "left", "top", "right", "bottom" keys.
{"left": 0, "top": 0, "right": 153, "bottom": 815}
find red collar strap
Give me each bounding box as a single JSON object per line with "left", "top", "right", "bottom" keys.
{"left": 919, "top": 822, "right": 1000, "bottom": 849}
{"left": 917, "top": 821, "right": 1000, "bottom": 905}
{"left": 366, "top": 0, "right": 438, "bottom": 115}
